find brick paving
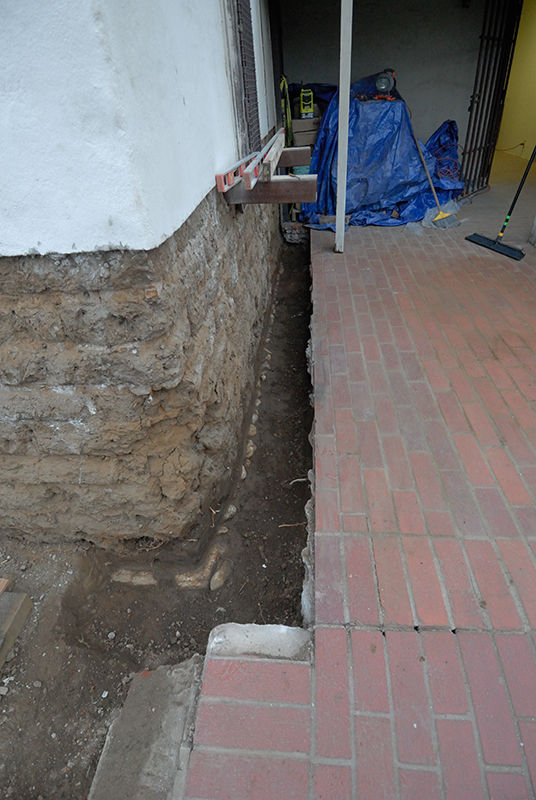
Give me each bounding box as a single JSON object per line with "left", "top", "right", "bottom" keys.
{"left": 184, "top": 191, "right": 536, "bottom": 799}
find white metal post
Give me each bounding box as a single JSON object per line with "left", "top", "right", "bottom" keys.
{"left": 335, "top": 0, "right": 353, "bottom": 253}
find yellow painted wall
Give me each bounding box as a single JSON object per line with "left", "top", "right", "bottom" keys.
{"left": 497, "top": 0, "right": 536, "bottom": 160}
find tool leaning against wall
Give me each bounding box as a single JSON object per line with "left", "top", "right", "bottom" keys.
{"left": 466, "top": 141, "right": 536, "bottom": 260}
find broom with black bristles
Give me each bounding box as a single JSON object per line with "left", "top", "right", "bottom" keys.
{"left": 410, "top": 124, "right": 460, "bottom": 229}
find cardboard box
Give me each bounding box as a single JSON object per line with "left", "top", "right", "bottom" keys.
{"left": 293, "top": 131, "right": 317, "bottom": 147}
{"left": 292, "top": 116, "right": 321, "bottom": 134}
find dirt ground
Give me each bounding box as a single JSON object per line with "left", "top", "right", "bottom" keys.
{"left": 0, "top": 242, "right": 313, "bottom": 799}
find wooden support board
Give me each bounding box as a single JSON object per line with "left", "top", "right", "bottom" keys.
{"left": 278, "top": 147, "right": 312, "bottom": 168}
{"left": 261, "top": 130, "right": 285, "bottom": 182}
{"left": 0, "top": 579, "right": 10, "bottom": 597}
{"left": 243, "top": 128, "right": 285, "bottom": 191}
{"left": 224, "top": 174, "right": 317, "bottom": 205}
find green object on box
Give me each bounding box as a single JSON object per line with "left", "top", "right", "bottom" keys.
{"left": 291, "top": 165, "right": 310, "bottom": 176}
{"left": 300, "top": 88, "right": 314, "bottom": 118}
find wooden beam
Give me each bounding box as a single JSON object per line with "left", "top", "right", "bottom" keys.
{"left": 278, "top": 147, "right": 312, "bottom": 168}
{"left": 0, "top": 579, "right": 10, "bottom": 597}
{"left": 261, "top": 130, "right": 285, "bottom": 181}
{"left": 224, "top": 175, "right": 317, "bottom": 205}
{"left": 335, "top": 0, "right": 353, "bottom": 253}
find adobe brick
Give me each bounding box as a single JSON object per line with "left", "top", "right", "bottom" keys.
{"left": 315, "top": 627, "right": 352, "bottom": 759}
{"left": 465, "top": 540, "right": 523, "bottom": 630}
{"left": 403, "top": 537, "right": 449, "bottom": 626}
{"left": 496, "top": 633, "right": 536, "bottom": 717}
{"left": 351, "top": 630, "right": 389, "bottom": 712}
{"left": 497, "top": 539, "right": 536, "bottom": 628}
{"left": 486, "top": 449, "right": 532, "bottom": 506}
{"left": 345, "top": 537, "right": 380, "bottom": 625}
{"left": 186, "top": 752, "right": 309, "bottom": 800}
{"left": 436, "top": 720, "right": 486, "bottom": 800}
{"left": 459, "top": 632, "right": 523, "bottom": 765}
{"left": 355, "top": 717, "right": 397, "bottom": 799}
{"left": 474, "top": 487, "right": 520, "bottom": 538}
{"left": 462, "top": 402, "right": 500, "bottom": 447}
{"left": 434, "top": 538, "right": 486, "bottom": 629}
{"left": 399, "top": 769, "right": 441, "bottom": 800}
{"left": 201, "top": 658, "right": 311, "bottom": 706}
{"left": 422, "top": 631, "right": 468, "bottom": 714}
{"left": 387, "top": 631, "right": 436, "bottom": 765}
{"left": 453, "top": 434, "right": 495, "bottom": 486}
{"left": 194, "top": 700, "right": 310, "bottom": 753}
{"left": 373, "top": 537, "right": 414, "bottom": 626}
{"left": 365, "top": 469, "right": 397, "bottom": 532}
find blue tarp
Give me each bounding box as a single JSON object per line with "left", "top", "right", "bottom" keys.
{"left": 301, "top": 77, "right": 463, "bottom": 229}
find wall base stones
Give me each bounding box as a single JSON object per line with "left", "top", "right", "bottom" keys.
{"left": 0, "top": 191, "right": 281, "bottom": 549}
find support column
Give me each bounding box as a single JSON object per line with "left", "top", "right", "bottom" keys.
{"left": 335, "top": 0, "right": 353, "bottom": 253}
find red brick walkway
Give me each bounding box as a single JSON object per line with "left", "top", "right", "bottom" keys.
{"left": 184, "top": 212, "right": 536, "bottom": 799}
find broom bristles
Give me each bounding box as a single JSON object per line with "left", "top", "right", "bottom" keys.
{"left": 432, "top": 212, "right": 459, "bottom": 229}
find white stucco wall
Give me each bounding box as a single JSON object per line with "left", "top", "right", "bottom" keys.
{"left": 0, "top": 0, "right": 272, "bottom": 256}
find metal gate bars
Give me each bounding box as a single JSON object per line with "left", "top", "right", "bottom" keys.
{"left": 461, "top": 0, "right": 524, "bottom": 197}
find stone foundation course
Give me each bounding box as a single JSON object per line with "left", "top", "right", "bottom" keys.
{"left": 0, "top": 191, "right": 281, "bottom": 547}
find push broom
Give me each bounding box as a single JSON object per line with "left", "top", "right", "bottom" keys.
{"left": 466, "top": 142, "right": 536, "bottom": 261}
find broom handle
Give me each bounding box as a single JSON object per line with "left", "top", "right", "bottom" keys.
{"left": 498, "top": 143, "right": 536, "bottom": 239}
{"left": 412, "top": 130, "right": 442, "bottom": 214}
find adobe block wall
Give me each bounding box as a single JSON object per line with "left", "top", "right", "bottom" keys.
{"left": 0, "top": 191, "right": 281, "bottom": 547}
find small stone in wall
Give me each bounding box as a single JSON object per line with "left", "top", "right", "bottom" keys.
{"left": 111, "top": 569, "right": 157, "bottom": 586}
{"left": 174, "top": 540, "right": 227, "bottom": 589}
{"left": 209, "top": 560, "right": 233, "bottom": 592}
{"left": 223, "top": 504, "right": 237, "bottom": 522}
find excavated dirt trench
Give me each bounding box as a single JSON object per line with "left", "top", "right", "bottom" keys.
{"left": 0, "top": 241, "right": 313, "bottom": 799}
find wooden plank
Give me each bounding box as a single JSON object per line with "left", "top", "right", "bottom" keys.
{"left": 278, "top": 147, "right": 312, "bottom": 168}
{"left": 0, "top": 579, "right": 10, "bottom": 597}
{"left": 335, "top": 0, "right": 353, "bottom": 253}
{"left": 261, "top": 130, "right": 285, "bottom": 182}
{"left": 224, "top": 175, "right": 317, "bottom": 205}
{"left": 243, "top": 128, "right": 284, "bottom": 190}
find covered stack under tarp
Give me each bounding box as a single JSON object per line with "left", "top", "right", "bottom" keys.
{"left": 301, "top": 74, "right": 463, "bottom": 228}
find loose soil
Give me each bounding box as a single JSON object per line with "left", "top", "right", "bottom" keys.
{"left": 0, "top": 242, "right": 313, "bottom": 799}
